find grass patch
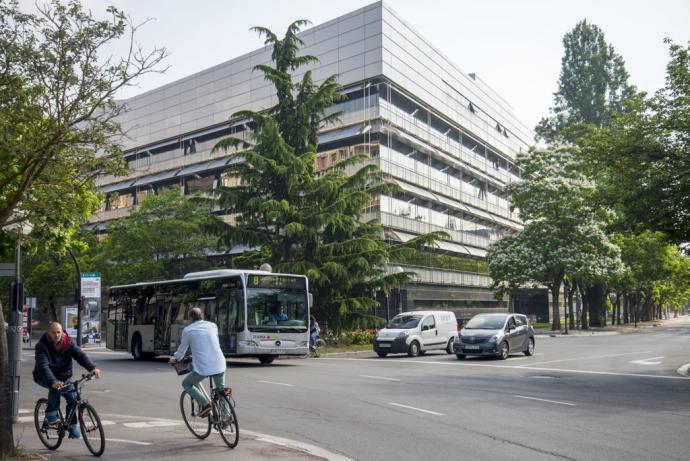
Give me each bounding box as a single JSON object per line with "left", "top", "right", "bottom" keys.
{"left": 311, "top": 343, "right": 373, "bottom": 356}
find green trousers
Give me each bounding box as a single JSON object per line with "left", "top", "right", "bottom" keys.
{"left": 182, "top": 371, "right": 225, "bottom": 407}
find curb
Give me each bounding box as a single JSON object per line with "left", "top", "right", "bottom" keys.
{"left": 676, "top": 363, "right": 690, "bottom": 377}
{"left": 243, "top": 430, "right": 354, "bottom": 461}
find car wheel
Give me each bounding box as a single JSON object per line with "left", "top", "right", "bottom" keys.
{"left": 446, "top": 338, "right": 454, "bottom": 354}
{"left": 524, "top": 338, "right": 535, "bottom": 356}
{"left": 456, "top": 354, "right": 466, "bottom": 360}
{"left": 376, "top": 352, "right": 388, "bottom": 357}
{"left": 497, "top": 341, "right": 509, "bottom": 360}
{"left": 407, "top": 341, "right": 420, "bottom": 357}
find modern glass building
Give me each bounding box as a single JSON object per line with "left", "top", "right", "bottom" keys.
{"left": 92, "top": 1, "right": 534, "bottom": 321}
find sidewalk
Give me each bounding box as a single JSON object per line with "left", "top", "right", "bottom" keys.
{"left": 533, "top": 314, "right": 690, "bottom": 337}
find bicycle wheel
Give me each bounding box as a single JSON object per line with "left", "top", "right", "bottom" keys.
{"left": 180, "top": 391, "right": 211, "bottom": 439}
{"left": 34, "top": 398, "right": 64, "bottom": 450}
{"left": 215, "top": 395, "right": 239, "bottom": 448}
{"left": 79, "top": 402, "right": 105, "bottom": 457}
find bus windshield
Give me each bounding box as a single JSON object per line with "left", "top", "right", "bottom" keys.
{"left": 245, "top": 275, "right": 308, "bottom": 332}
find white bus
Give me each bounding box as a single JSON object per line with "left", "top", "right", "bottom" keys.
{"left": 105, "top": 269, "right": 311, "bottom": 364}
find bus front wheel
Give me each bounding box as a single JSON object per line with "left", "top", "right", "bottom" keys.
{"left": 132, "top": 334, "right": 144, "bottom": 361}
{"left": 258, "top": 356, "right": 275, "bottom": 364}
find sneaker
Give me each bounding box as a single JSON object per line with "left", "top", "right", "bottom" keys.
{"left": 45, "top": 415, "right": 60, "bottom": 427}
{"left": 68, "top": 425, "right": 81, "bottom": 439}
{"left": 198, "top": 404, "right": 211, "bottom": 418}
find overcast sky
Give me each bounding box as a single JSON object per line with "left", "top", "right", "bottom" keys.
{"left": 34, "top": 0, "right": 690, "bottom": 130}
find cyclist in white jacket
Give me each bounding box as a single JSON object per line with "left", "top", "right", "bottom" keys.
{"left": 169, "top": 307, "right": 226, "bottom": 417}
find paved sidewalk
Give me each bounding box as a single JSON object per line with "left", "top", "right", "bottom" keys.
{"left": 13, "top": 425, "right": 345, "bottom": 461}
{"left": 533, "top": 314, "right": 690, "bottom": 336}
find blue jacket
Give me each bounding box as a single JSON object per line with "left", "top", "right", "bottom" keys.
{"left": 33, "top": 332, "right": 96, "bottom": 385}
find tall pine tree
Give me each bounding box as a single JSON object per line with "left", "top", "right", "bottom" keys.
{"left": 536, "top": 20, "right": 636, "bottom": 143}
{"left": 211, "top": 21, "right": 444, "bottom": 330}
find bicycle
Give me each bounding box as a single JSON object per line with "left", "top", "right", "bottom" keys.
{"left": 174, "top": 364, "right": 239, "bottom": 448}
{"left": 33, "top": 372, "right": 105, "bottom": 457}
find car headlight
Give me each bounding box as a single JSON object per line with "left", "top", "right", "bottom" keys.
{"left": 397, "top": 331, "right": 409, "bottom": 338}
{"left": 487, "top": 335, "right": 498, "bottom": 343}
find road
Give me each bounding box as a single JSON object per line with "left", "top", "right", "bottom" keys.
{"left": 16, "top": 317, "right": 690, "bottom": 460}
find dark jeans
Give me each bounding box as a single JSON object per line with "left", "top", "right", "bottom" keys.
{"left": 36, "top": 378, "right": 78, "bottom": 427}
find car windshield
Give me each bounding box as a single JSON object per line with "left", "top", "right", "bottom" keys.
{"left": 387, "top": 315, "right": 423, "bottom": 329}
{"left": 465, "top": 315, "right": 506, "bottom": 330}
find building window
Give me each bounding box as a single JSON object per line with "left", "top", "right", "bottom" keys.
{"left": 186, "top": 175, "right": 214, "bottom": 194}
{"left": 108, "top": 192, "right": 133, "bottom": 210}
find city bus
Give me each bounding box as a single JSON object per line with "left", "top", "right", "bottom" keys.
{"left": 104, "top": 269, "right": 311, "bottom": 364}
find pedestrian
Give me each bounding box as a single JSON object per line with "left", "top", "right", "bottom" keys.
{"left": 33, "top": 322, "right": 102, "bottom": 439}
{"left": 309, "top": 314, "right": 320, "bottom": 352}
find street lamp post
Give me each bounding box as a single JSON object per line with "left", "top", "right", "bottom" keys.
{"left": 67, "top": 248, "right": 83, "bottom": 346}
{"left": 4, "top": 219, "right": 31, "bottom": 424}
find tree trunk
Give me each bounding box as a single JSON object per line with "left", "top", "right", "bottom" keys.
{"left": 615, "top": 292, "right": 621, "bottom": 325}
{"left": 550, "top": 274, "right": 563, "bottom": 331}
{"left": 0, "top": 300, "right": 16, "bottom": 457}
{"left": 579, "top": 284, "right": 589, "bottom": 329}
{"left": 567, "top": 280, "right": 576, "bottom": 329}
{"left": 623, "top": 292, "right": 629, "bottom": 324}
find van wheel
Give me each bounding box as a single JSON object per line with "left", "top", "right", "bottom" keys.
{"left": 497, "top": 341, "right": 509, "bottom": 360}
{"left": 131, "top": 334, "right": 144, "bottom": 361}
{"left": 446, "top": 338, "right": 455, "bottom": 354}
{"left": 376, "top": 352, "right": 388, "bottom": 358}
{"left": 524, "top": 338, "right": 535, "bottom": 356}
{"left": 407, "top": 341, "right": 420, "bottom": 357}
{"left": 456, "top": 354, "right": 466, "bottom": 360}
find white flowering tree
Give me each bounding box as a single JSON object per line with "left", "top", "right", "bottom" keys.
{"left": 489, "top": 145, "right": 621, "bottom": 330}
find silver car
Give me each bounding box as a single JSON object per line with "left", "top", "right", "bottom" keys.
{"left": 454, "top": 313, "right": 535, "bottom": 360}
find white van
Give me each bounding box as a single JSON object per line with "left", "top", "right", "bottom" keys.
{"left": 373, "top": 311, "right": 458, "bottom": 357}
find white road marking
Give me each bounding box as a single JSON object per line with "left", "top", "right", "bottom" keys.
{"left": 359, "top": 374, "right": 400, "bottom": 381}
{"left": 630, "top": 357, "right": 664, "bottom": 365}
{"left": 122, "top": 421, "right": 181, "bottom": 429}
{"left": 17, "top": 416, "right": 34, "bottom": 423}
{"left": 243, "top": 429, "right": 355, "bottom": 461}
{"left": 388, "top": 402, "right": 444, "bottom": 416}
{"left": 258, "top": 380, "right": 294, "bottom": 387}
{"left": 106, "top": 438, "right": 152, "bottom": 446}
{"left": 327, "top": 357, "right": 690, "bottom": 380}
{"left": 514, "top": 395, "right": 575, "bottom": 406}
{"left": 100, "top": 420, "right": 117, "bottom": 426}
{"left": 515, "top": 351, "right": 654, "bottom": 367}
{"left": 18, "top": 409, "right": 31, "bottom": 414}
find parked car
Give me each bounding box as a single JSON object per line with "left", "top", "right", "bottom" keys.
{"left": 373, "top": 311, "right": 458, "bottom": 357}
{"left": 454, "top": 313, "right": 534, "bottom": 360}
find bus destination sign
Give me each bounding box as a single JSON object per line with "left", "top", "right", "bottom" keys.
{"left": 247, "top": 275, "right": 306, "bottom": 290}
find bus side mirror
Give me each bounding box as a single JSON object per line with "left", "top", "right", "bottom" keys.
{"left": 308, "top": 293, "right": 313, "bottom": 309}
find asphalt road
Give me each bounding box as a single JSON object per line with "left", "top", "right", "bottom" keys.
{"left": 15, "top": 317, "right": 690, "bottom": 460}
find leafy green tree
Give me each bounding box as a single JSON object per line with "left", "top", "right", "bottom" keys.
{"left": 94, "top": 189, "right": 216, "bottom": 286}
{"left": 536, "top": 19, "right": 635, "bottom": 142}
{"left": 581, "top": 41, "right": 690, "bottom": 243}
{"left": 489, "top": 145, "right": 620, "bottom": 330}
{"left": 0, "top": 1, "right": 165, "bottom": 455}
{"left": 211, "top": 21, "right": 444, "bottom": 330}
{"left": 0, "top": 0, "right": 167, "bottom": 247}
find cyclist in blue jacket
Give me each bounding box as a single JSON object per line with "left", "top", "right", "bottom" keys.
{"left": 33, "top": 322, "right": 102, "bottom": 439}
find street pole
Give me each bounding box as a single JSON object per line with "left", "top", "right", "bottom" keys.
{"left": 67, "top": 248, "right": 82, "bottom": 346}
{"left": 8, "top": 238, "right": 23, "bottom": 423}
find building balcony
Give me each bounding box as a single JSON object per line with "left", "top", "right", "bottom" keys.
{"left": 385, "top": 263, "right": 492, "bottom": 288}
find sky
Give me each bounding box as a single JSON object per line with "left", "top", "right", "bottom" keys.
{"left": 26, "top": 0, "right": 690, "bottom": 130}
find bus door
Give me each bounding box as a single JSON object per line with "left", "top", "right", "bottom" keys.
{"left": 106, "top": 293, "right": 130, "bottom": 351}
{"left": 218, "top": 282, "right": 243, "bottom": 354}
